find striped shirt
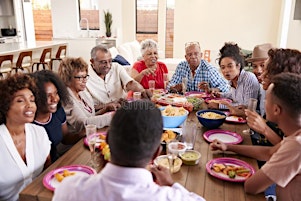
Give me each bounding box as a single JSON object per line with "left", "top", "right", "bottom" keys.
{"left": 220, "top": 69, "right": 260, "bottom": 109}
{"left": 168, "top": 60, "right": 229, "bottom": 92}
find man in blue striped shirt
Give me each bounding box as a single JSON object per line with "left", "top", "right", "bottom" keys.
{"left": 168, "top": 42, "right": 229, "bottom": 93}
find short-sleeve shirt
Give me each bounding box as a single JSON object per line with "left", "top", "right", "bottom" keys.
{"left": 261, "top": 129, "right": 301, "bottom": 201}
{"left": 133, "top": 60, "right": 168, "bottom": 89}
{"left": 34, "top": 107, "right": 66, "bottom": 162}
{"left": 86, "top": 63, "right": 134, "bottom": 105}
{"left": 168, "top": 60, "right": 229, "bottom": 92}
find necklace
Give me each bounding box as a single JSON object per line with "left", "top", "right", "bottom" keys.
{"left": 10, "top": 131, "right": 25, "bottom": 147}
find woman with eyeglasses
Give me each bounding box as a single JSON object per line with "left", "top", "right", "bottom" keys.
{"left": 58, "top": 57, "right": 113, "bottom": 134}
{"left": 32, "top": 70, "right": 84, "bottom": 162}
{"left": 131, "top": 39, "right": 168, "bottom": 89}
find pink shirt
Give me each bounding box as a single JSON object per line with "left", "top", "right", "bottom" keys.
{"left": 133, "top": 60, "right": 168, "bottom": 89}
{"left": 261, "top": 129, "right": 301, "bottom": 201}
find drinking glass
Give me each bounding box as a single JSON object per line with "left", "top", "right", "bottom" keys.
{"left": 85, "top": 124, "right": 97, "bottom": 166}
{"left": 133, "top": 91, "right": 141, "bottom": 100}
{"left": 148, "top": 80, "right": 155, "bottom": 92}
{"left": 163, "top": 73, "right": 169, "bottom": 91}
{"left": 243, "top": 98, "right": 258, "bottom": 135}
{"left": 182, "top": 120, "right": 197, "bottom": 150}
{"left": 182, "top": 77, "right": 188, "bottom": 94}
{"left": 166, "top": 141, "right": 186, "bottom": 173}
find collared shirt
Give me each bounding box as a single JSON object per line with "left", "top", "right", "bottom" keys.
{"left": 53, "top": 163, "right": 206, "bottom": 201}
{"left": 86, "top": 63, "right": 133, "bottom": 105}
{"left": 168, "top": 60, "right": 229, "bottom": 92}
{"left": 220, "top": 70, "right": 260, "bottom": 109}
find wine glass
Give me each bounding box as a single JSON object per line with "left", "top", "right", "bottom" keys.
{"left": 85, "top": 124, "right": 97, "bottom": 166}
{"left": 243, "top": 98, "right": 258, "bottom": 135}
{"left": 163, "top": 73, "right": 169, "bottom": 92}
{"left": 182, "top": 77, "right": 188, "bottom": 94}
{"left": 166, "top": 141, "right": 187, "bottom": 173}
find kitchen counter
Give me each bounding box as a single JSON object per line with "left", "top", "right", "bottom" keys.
{"left": 0, "top": 40, "right": 68, "bottom": 55}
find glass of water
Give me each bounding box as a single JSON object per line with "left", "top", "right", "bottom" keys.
{"left": 243, "top": 98, "right": 258, "bottom": 135}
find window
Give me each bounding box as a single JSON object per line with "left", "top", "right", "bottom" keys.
{"left": 78, "top": 0, "right": 99, "bottom": 30}
{"left": 136, "top": 0, "right": 158, "bottom": 34}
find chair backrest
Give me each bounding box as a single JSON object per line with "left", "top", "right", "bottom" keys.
{"left": 16, "top": 51, "right": 33, "bottom": 68}
{"left": 40, "top": 48, "right": 52, "bottom": 63}
{"left": 55, "top": 45, "right": 67, "bottom": 59}
{"left": 0, "top": 55, "right": 13, "bottom": 67}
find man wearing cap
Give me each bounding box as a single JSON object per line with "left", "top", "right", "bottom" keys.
{"left": 246, "top": 43, "right": 273, "bottom": 116}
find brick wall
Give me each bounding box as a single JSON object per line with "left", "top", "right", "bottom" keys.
{"left": 33, "top": 10, "right": 53, "bottom": 41}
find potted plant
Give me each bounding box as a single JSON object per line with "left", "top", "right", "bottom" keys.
{"left": 104, "top": 10, "right": 113, "bottom": 37}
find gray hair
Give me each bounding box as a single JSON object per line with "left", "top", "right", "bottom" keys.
{"left": 140, "top": 39, "right": 158, "bottom": 56}
{"left": 90, "top": 44, "right": 110, "bottom": 60}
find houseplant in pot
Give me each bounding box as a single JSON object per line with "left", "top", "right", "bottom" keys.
{"left": 104, "top": 10, "right": 113, "bottom": 37}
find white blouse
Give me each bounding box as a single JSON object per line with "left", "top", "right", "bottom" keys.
{"left": 0, "top": 123, "right": 51, "bottom": 201}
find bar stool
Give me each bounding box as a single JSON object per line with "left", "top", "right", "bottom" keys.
{"left": 51, "top": 45, "right": 67, "bottom": 71}
{"left": 13, "top": 51, "right": 33, "bottom": 73}
{"left": 0, "top": 55, "right": 13, "bottom": 79}
{"left": 31, "top": 48, "right": 52, "bottom": 72}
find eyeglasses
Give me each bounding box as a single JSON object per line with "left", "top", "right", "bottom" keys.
{"left": 73, "top": 75, "right": 89, "bottom": 81}
{"left": 185, "top": 41, "right": 200, "bottom": 48}
{"left": 94, "top": 59, "right": 113, "bottom": 66}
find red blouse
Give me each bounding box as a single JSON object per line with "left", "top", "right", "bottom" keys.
{"left": 133, "top": 60, "right": 168, "bottom": 89}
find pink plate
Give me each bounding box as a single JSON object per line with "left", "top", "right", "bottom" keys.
{"left": 185, "top": 91, "right": 211, "bottom": 99}
{"left": 205, "top": 97, "right": 233, "bottom": 104}
{"left": 83, "top": 132, "right": 106, "bottom": 148}
{"left": 43, "top": 165, "right": 96, "bottom": 191}
{"left": 206, "top": 157, "right": 255, "bottom": 182}
{"left": 225, "top": 116, "right": 247, "bottom": 124}
{"left": 203, "top": 129, "right": 243, "bottom": 144}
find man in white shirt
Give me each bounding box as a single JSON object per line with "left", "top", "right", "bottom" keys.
{"left": 86, "top": 45, "right": 151, "bottom": 112}
{"left": 53, "top": 100, "right": 206, "bottom": 201}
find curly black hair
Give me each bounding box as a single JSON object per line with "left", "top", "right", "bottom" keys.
{"left": 271, "top": 73, "right": 301, "bottom": 118}
{"left": 218, "top": 42, "right": 245, "bottom": 70}
{"left": 31, "top": 70, "right": 71, "bottom": 114}
{"left": 0, "top": 73, "right": 37, "bottom": 124}
{"left": 266, "top": 48, "right": 301, "bottom": 77}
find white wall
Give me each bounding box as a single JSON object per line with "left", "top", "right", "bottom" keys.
{"left": 173, "top": 0, "right": 282, "bottom": 58}
{"left": 287, "top": 0, "right": 301, "bottom": 50}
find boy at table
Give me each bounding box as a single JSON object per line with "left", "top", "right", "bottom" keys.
{"left": 53, "top": 100, "right": 206, "bottom": 201}
{"left": 210, "top": 73, "right": 301, "bottom": 201}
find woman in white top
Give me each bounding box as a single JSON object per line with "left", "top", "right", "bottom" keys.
{"left": 58, "top": 57, "right": 113, "bottom": 133}
{"left": 0, "top": 74, "right": 51, "bottom": 201}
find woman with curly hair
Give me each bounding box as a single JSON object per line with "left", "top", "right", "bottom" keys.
{"left": 0, "top": 74, "right": 51, "bottom": 201}
{"left": 58, "top": 57, "right": 113, "bottom": 133}
{"left": 32, "top": 70, "right": 85, "bottom": 162}
{"left": 208, "top": 42, "right": 260, "bottom": 117}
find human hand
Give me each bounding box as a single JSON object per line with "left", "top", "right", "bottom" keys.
{"left": 211, "top": 91, "right": 221, "bottom": 98}
{"left": 210, "top": 139, "right": 227, "bottom": 151}
{"left": 105, "top": 102, "right": 121, "bottom": 111}
{"left": 141, "top": 89, "right": 152, "bottom": 99}
{"left": 169, "top": 83, "right": 182, "bottom": 93}
{"left": 198, "top": 81, "right": 210, "bottom": 92}
{"left": 150, "top": 164, "right": 174, "bottom": 186}
{"left": 207, "top": 102, "right": 219, "bottom": 109}
{"left": 245, "top": 109, "right": 267, "bottom": 134}
{"left": 142, "top": 68, "right": 156, "bottom": 76}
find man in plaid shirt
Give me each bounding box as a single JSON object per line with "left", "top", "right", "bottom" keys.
{"left": 168, "top": 42, "right": 229, "bottom": 93}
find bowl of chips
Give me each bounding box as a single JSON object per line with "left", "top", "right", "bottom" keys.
{"left": 160, "top": 105, "right": 189, "bottom": 128}
{"left": 196, "top": 109, "right": 226, "bottom": 129}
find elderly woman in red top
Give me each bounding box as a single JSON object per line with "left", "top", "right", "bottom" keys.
{"left": 131, "top": 39, "right": 168, "bottom": 89}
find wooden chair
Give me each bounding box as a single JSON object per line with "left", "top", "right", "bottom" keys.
{"left": 13, "top": 51, "right": 33, "bottom": 73}
{"left": 0, "top": 55, "right": 13, "bottom": 79}
{"left": 31, "top": 48, "right": 52, "bottom": 72}
{"left": 50, "top": 45, "right": 67, "bottom": 70}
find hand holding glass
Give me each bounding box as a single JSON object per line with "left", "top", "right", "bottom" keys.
{"left": 243, "top": 98, "right": 258, "bottom": 135}
{"left": 167, "top": 141, "right": 186, "bottom": 173}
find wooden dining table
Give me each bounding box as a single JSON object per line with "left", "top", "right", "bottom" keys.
{"left": 19, "top": 110, "right": 266, "bottom": 201}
